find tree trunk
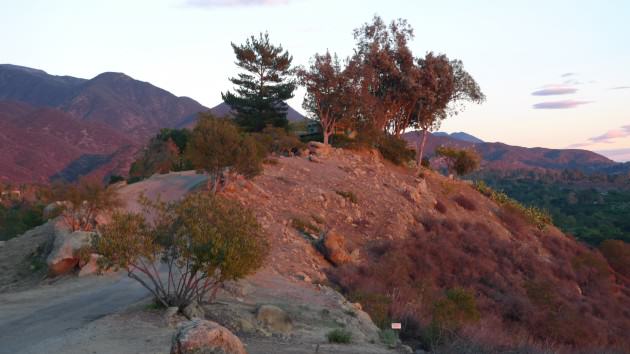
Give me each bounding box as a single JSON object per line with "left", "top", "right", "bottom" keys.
{"left": 416, "top": 129, "right": 428, "bottom": 165}
{"left": 323, "top": 131, "right": 330, "bottom": 145}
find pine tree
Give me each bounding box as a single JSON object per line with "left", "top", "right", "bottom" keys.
{"left": 222, "top": 32, "right": 296, "bottom": 132}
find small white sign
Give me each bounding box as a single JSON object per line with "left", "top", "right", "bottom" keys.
{"left": 391, "top": 323, "right": 402, "bottom": 330}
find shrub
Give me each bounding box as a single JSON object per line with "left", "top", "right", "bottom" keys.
{"left": 599, "top": 240, "right": 630, "bottom": 278}
{"left": 186, "top": 113, "right": 264, "bottom": 193}
{"left": 53, "top": 177, "right": 121, "bottom": 231}
{"left": 252, "top": 125, "right": 305, "bottom": 156}
{"left": 107, "top": 175, "right": 125, "bottom": 185}
{"left": 435, "top": 146, "right": 480, "bottom": 176}
{"left": 375, "top": 134, "right": 416, "bottom": 166}
{"left": 95, "top": 192, "right": 268, "bottom": 309}
{"left": 129, "top": 129, "right": 192, "bottom": 181}
{"left": 335, "top": 190, "right": 358, "bottom": 204}
{"left": 453, "top": 195, "right": 476, "bottom": 211}
{"left": 327, "top": 328, "right": 352, "bottom": 344}
{"left": 380, "top": 329, "right": 399, "bottom": 347}
{"left": 474, "top": 181, "right": 552, "bottom": 231}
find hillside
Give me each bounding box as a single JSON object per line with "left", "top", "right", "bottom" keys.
{"left": 223, "top": 148, "right": 629, "bottom": 351}
{"left": 0, "top": 64, "right": 208, "bottom": 140}
{"left": 0, "top": 101, "right": 135, "bottom": 183}
{"left": 1, "top": 148, "right": 628, "bottom": 352}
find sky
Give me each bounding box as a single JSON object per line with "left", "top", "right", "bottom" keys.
{"left": 1, "top": 0, "right": 629, "bottom": 161}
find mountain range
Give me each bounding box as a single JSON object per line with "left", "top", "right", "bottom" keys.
{"left": 0, "top": 63, "right": 627, "bottom": 183}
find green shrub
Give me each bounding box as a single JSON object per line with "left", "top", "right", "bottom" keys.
{"left": 380, "top": 329, "right": 399, "bottom": 347}
{"left": 327, "top": 328, "right": 352, "bottom": 344}
{"left": 95, "top": 192, "right": 269, "bottom": 309}
{"left": 435, "top": 146, "right": 480, "bottom": 176}
{"left": 186, "top": 113, "right": 264, "bottom": 192}
{"left": 107, "top": 175, "right": 125, "bottom": 185}
{"left": 335, "top": 190, "right": 358, "bottom": 204}
{"left": 474, "top": 181, "right": 552, "bottom": 231}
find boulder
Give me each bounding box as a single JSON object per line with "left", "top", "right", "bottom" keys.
{"left": 307, "top": 141, "right": 332, "bottom": 157}
{"left": 171, "top": 319, "right": 247, "bottom": 354}
{"left": 255, "top": 305, "right": 293, "bottom": 333}
{"left": 320, "top": 229, "right": 351, "bottom": 266}
{"left": 182, "top": 300, "right": 205, "bottom": 320}
{"left": 46, "top": 226, "right": 94, "bottom": 276}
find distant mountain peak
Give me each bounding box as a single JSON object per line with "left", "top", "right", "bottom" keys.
{"left": 433, "top": 131, "right": 484, "bottom": 144}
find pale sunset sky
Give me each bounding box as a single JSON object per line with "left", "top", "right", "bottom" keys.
{"left": 1, "top": 0, "right": 629, "bottom": 160}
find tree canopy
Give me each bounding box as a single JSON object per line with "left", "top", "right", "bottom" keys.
{"left": 222, "top": 32, "right": 296, "bottom": 132}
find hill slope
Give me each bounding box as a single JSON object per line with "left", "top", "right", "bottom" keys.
{"left": 221, "top": 148, "right": 629, "bottom": 351}
{"left": 0, "top": 101, "right": 135, "bottom": 183}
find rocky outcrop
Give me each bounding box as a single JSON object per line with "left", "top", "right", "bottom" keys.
{"left": 170, "top": 319, "right": 247, "bottom": 354}
{"left": 255, "top": 305, "right": 293, "bottom": 333}
{"left": 319, "top": 229, "right": 352, "bottom": 266}
{"left": 46, "top": 225, "right": 94, "bottom": 276}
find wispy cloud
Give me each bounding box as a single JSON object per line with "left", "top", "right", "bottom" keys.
{"left": 531, "top": 85, "right": 578, "bottom": 96}
{"left": 611, "top": 86, "right": 630, "bottom": 90}
{"left": 185, "top": 0, "right": 290, "bottom": 7}
{"left": 561, "top": 72, "right": 577, "bottom": 77}
{"left": 569, "top": 125, "right": 630, "bottom": 148}
{"left": 532, "top": 100, "right": 592, "bottom": 109}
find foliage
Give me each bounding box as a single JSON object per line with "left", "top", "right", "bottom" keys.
{"left": 129, "top": 128, "right": 192, "bottom": 181}
{"left": 251, "top": 125, "right": 305, "bottom": 156}
{"left": 335, "top": 190, "right": 358, "bottom": 204}
{"left": 475, "top": 176, "right": 629, "bottom": 244}
{"left": 297, "top": 51, "right": 355, "bottom": 145}
{"left": 474, "top": 181, "right": 552, "bottom": 231}
{"left": 222, "top": 32, "right": 296, "bottom": 132}
{"left": 185, "top": 113, "right": 264, "bottom": 192}
{"left": 327, "top": 328, "right": 352, "bottom": 344}
{"left": 374, "top": 134, "right": 416, "bottom": 166}
{"left": 0, "top": 203, "right": 45, "bottom": 241}
{"left": 428, "top": 288, "right": 480, "bottom": 344}
{"left": 95, "top": 192, "right": 268, "bottom": 308}
{"left": 329, "top": 214, "right": 629, "bottom": 351}
{"left": 53, "top": 177, "right": 121, "bottom": 232}
{"left": 380, "top": 329, "right": 399, "bottom": 347}
{"left": 435, "top": 146, "right": 480, "bottom": 176}
{"left": 599, "top": 240, "right": 630, "bottom": 278}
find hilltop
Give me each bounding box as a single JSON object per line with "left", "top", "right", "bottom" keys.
{"left": 1, "top": 147, "right": 628, "bottom": 353}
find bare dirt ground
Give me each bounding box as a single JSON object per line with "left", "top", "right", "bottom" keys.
{"left": 0, "top": 164, "right": 404, "bottom": 354}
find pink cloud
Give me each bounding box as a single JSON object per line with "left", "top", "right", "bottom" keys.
{"left": 570, "top": 125, "right": 630, "bottom": 147}
{"left": 532, "top": 100, "right": 591, "bottom": 109}
{"left": 531, "top": 86, "right": 578, "bottom": 96}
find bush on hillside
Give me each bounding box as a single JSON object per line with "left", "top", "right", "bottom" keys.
{"left": 185, "top": 113, "right": 264, "bottom": 192}
{"left": 252, "top": 125, "right": 305, "bottom": 156}
{"left": 435, "top": 146, "right": 480, "bottom": 176}
{"left": 129, "top": 129, "right": 192, "bottom": 181}
{"left": 95, "top": 192, "right": 268, "bottom": 309}
{"left": 474, "top": 181, "right": 552, "bottom": 231}
{"left": 327, "top": 328, "right": 352, "bottom": 344}
{"left": 53, "top": 177, "right": 121, "bottom": 232}
{"left": 329, "top": 214, "right": 629, "bottom": 350}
